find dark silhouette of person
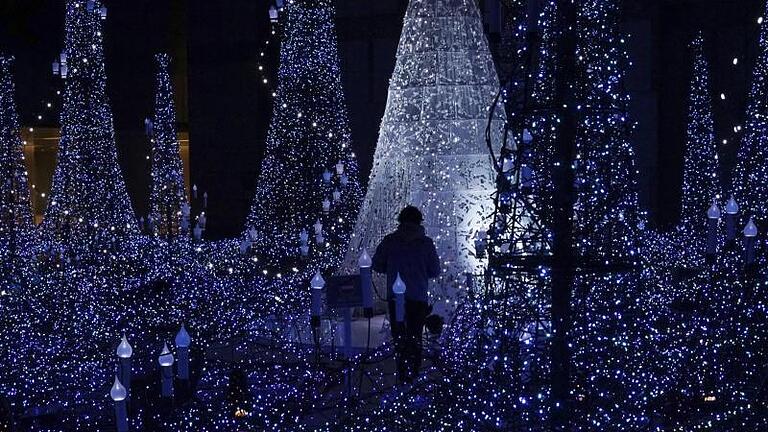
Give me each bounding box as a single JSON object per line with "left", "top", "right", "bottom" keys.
{"left": 372, "top": 205, "right": 440, "bottom": 383}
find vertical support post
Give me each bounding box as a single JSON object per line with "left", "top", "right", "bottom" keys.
{"left": 119, "top": 357, "right": 131, "bottom": 396}
{"left": 177, "top": 347, "right": 189, "bottom": 380}
{"left": 114, "top": 400, "right": 128, "bottom": 432}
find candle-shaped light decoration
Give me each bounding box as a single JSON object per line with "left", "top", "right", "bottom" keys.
{"left": 332, "top": 189, "right": 341, "bottom": 202}
{"left": 144, "top": 118, "right": 153, "bottom": 136}
{"left": 706, "top": 201, "right": 720, "bottom": 256}
{"left": 60, "top": 52, "right": 67, "bottom": 65}
{"left": 744, "top": 217, "right": 758, "bottom": 266}
{"left": 313, "top": 219, "right": 322, "bottom": 235}
{"left": 392, "top": 274, "right": 406, "bottom": 323}
{"left": 726, "top": 196, "right": 739, "bottom": 242}
{"left": 299, "top": 227, "right": 310, "bottom": 256}
{"left": 52, "top": 61, "right": 60, "bottom": 75}
{"left": 203, "top": 192, "right": 208, "bottom": 209}
{"left": 239, "top": 239, "right": 251, "bottom": 255}
{"left": 99, "top": 5, "right": 108, "bottom": 19}
{"left": 110, "top": 376, "right": 129, "bottom": 432}
{"left": 175, "top": 325, "right": 191, "bottom": 381}
{"left": 110, "top": 376, "right": 127, "bottom": 401}
{"left": 322, "top": 197, "right": 331, "bottom": 213}
{"left": 192, "top": 184, "right": 198, "bottom": 199}
{"left": 198, "top": 213, "right": 207, "bottom": 230}
{"left": 359, "top": 249, "right": 373, "bottom": 315}
{"left": 158, "top": 343, "right": 174, "bottom": 397}
{"left": 268, "top": 5, "right": 278, "bottom": 22}
{"left": 322, "top": 170, "right": 332, "bottom": 183}
{"left": 181, "top": 203, "right": 191, "bottom": 233}
{"left": 60, "top": 64, "right": 68, "bottom": 79}
{"left": 193, "top": 223, "right": 202, "bottom": 241}
{"left": 116, "top": 335, "right": 133, "bottom": 396}
{"left": 310, "top": 271, "right": 325, "bottom": 324}
{"left": 335, "top": 161, "right": 345, "bottom": 175}
{"left": 474, "top": 231, "right": 488, "bottom": 258}
{"left": 86, "top": 0, "right": 95, "bottom": 12}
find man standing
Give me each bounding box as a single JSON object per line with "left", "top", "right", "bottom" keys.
{"left": 372, "top": 206, "right": 440, "bottom": 383}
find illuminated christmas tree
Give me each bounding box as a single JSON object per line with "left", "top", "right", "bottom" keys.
{"left": 42, "top": 0, "right": 136, "bottom": 253}
{"left": 569, "top": 1, "right": 648, "bottom": 428}
{"left": 0, "top": 55, "right": 34, "bottom": 280}
{"left": 149, "top": 53, "right": 186, "bottom": 237}
{"left": 733, "top": 0, "right": 768, "bottom": 223}
{"left": 678, "top": 34, "right": 720, "bottom": 266}
{"left": 572, "top": 0, "right": 641, "bottom": 263}
{"left": 245, "top": 0, "right": 362, "bottom": 272}
{"left": 344, "top": 0, "right": 504, "bottom": 307}
{"left": 524, "top": 0, "right": 561, "bottom": 233}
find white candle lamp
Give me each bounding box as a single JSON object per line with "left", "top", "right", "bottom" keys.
{"left": 359, "top": 249, "right": 373, "bottom": 314}
{"left": 110, "top": 376, "right": 128, "bottom": 432}
{"left": 393, "top": 273, "right": 406, "bottom": 323}
{"left": 310, "top": 271, "right": 325, "bottom": 323}
{"left": 706, "top": 201, "right": 720, "bottom": 256}
{"left": 175, "top": 325, "right": 191, "bottom": 381}
{"left": 110, "top": 376, "right": 127, "bottom": 401}
{"left": 744, "top": 217, "right": 758, "bottom": 266}
{"left": 158, "top": 343, "right": 174, "bottom": 397}
{"left": 117, "top": 335, "right": 133, "bottom": 359}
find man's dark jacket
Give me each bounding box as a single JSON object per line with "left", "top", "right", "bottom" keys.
{"left": 372, "top": 223, "right": 440, "bottom": 302}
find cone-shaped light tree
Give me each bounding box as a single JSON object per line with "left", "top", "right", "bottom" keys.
{"left": 569, "top": 1, "right": 648, "bottom": 428}
{"left": 572, "top": 0, "right": 642, "bottom": 263}
{"left": 678, "top": 34, "right": 720, "bottom": 266}
{"left": 0, "top": 55, "right": 34, "bottom": 276}
{"left": 732, "top": 0, "right": 768, "bottom": 223}
{"left": 43, "top": 0, "right": 135, "bottom": 252}
{"left": 245, "top": 0, "right": 362, "bottom": 271}
{"left": 525, "top": 0, "right": 562, "bottom": 232}
{"left": 150, "top": 53, "right": 185, "bottom": 237}
{"left": 344, "top": 0, "right": 504, "bottom": 306}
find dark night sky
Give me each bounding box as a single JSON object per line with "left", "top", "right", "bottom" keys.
{"left": 0, "top": 0, "right": 764, "bottom": 236}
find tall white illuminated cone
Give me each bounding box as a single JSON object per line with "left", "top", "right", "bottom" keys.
{"left": 343, "top": 0, "right": 504, "bottom": 306}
